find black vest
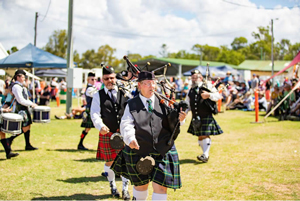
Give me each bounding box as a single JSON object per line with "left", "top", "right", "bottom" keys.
{"left": 99, "top": 88, "right": 128, "bottom": 133}
{"left": 188, "top": 86, "right": 212, "bottom": 118}
{"left": 85, "top": 85, "right": 94, "bottom": 109}
{"left": 11, "top": 82, "right": 29, "bottom": 111}
{"left": 128, "top": 95, "right": 173, "bottom": 157}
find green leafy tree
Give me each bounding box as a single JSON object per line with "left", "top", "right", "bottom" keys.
{"left": 7, "top": 46, "right": 19, "bottom": 55}
{"left": 231, "top": 37, "right": 248, "bottom": 50}
{"left": 44, "top": 29, "right": 68, "bottom": 58}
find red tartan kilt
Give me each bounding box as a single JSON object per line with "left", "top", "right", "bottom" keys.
{"left": 96, "top": 132, "right": 122, "bottom": 162}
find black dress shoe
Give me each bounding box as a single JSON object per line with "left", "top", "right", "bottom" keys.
{"left": 25, "top": 145, "right": 38, "bottom": 150}
{"left": 77, "top": 144, "right": 88, "bottom": 150}
{"left": 111, "top": 188, "right": 120, "bottom": 198}
{"left": 197, "top": 154, "right": 209, "bottom": 163}
{"left": 122, "top": 190, "right": 130, "bottom": 200}
{"left": 6, "top": 152, "right": 19, "bottom": 159}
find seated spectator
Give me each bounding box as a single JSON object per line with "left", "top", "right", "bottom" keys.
{"left": 266, "top": 85, "right": 281, "bottom": 116}
{"left": 55, "top": 106, "right": 86, "bottom": 120}
{"left": 2, "top": 85, "right": 14, "bottom": 108}
{"left": 181, "top": 82, "right": 189, "bottom": 99}
{"left": 258, "top": 92, "right": 268, "bottom": 111}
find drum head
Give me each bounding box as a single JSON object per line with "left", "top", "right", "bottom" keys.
{"left": 1, "top": 113, "right": 23, "bottom": 121}
{"left": 109, "top": 134, "right": 124, "bottom": 150}
{"left": 34, "top": 106, "right": 51, "bottom": 111}
{"left": 136, "top": 156, "right": 155, "bottom": 175}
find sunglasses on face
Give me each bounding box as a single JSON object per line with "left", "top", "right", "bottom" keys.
{"left": 103, "top": 77, "right": 115, "bottom": 81}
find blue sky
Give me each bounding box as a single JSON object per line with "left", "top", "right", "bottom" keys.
{"left": 251, "top": 0, "right": 299, "bottom": 8}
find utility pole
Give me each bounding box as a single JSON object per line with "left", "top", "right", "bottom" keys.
{"left": 66, "top": 0, "right": 74, "bottom": 114}
{"left": 32, "top": 12, "right": 38, "bottom": 102}
{"left": 34, "top": 12, "right": 38, "bottom": 46}
{"left": 271, "top": 19, "right": 274, "bottom": 87}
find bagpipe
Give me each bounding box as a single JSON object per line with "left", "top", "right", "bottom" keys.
{"left": 117, "top": 56, "right": 189, "bottom": 145}
{"left": 198, "top": 63, "right": 221, "bottom": 115}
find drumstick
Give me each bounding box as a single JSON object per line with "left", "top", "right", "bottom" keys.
{"left": 9, "top": 99, "right": 15, "bottom": 109}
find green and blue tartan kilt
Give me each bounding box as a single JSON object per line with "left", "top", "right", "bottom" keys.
{"left": 96, "top": 132, "right": 122, "bottom": 162}
{"left": 187, "top": 114, "right": 223, "bottom": 136}
{"left": 80, "top": 110, "right": 94, "bottom": 128}
{"left": 15, "top": 107, "right": 32, "bottom": 127}
{"left": 111, "top": 145, "right": 181, "bottom": 189}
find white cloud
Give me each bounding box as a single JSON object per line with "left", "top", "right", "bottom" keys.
{"left": 0, "top": 0, "right": 299, "bottom": 60}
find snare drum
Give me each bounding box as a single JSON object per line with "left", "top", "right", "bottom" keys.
{"left": 1, "top": 113, "right": 23, "bottom": 135}
{"left": 33, "top": 106, "right": 51, "bottom": 123}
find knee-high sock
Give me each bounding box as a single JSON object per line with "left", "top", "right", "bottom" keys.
{"left": 202, "top": 138, "right": 211, "bottom": 158}
{"left": 198, "top": 140, "right": 204, "bottom": 153}
{"left": 133, "top": 187, "right": 148, "bottom": 201}
{"left": 79, "top": 130, "right": 88, "bottom": 145}
{"left": 24, "top": 130, "right": 31, "bottom": 146}
{"left": 8, "top": 133, "right": 22, "bottom": 145}
{"left": 104, "top": 164, "right": 116, "bottom": 188}
{"left": 152, "top": 192, "right": 167, "bottom": 200}
{"left": 1, "top": 139, "right": 11, "bottom": 156}
{"left": 121, "top": 176, "right": 129, "bottom": 191}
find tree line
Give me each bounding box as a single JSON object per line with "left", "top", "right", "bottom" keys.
{"left": 7, "top": 25, "right": 300, "bottom": 71}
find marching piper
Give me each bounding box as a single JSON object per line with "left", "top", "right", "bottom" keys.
{"left": 90, "top": 66, "right": 131, "bottom": 200}
{"left": 7, "top": 69, "right": 38, "bottom": 150}
{"left": 77, "top": 72, "right": 97, "bottom": 150}
{"left": 111, "top": 71, "right": 187, "bottom": 200}
{"left": 185, "top": 70, "right": 223, "bottom": 163}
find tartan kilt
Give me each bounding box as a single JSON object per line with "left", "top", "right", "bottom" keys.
{"left": 111, "top": 145, "right": 181, "bottom": 189}
{"left": 187, "top": 114, "right": 223, "bottom": 136}
{"left": 15, "top": 108, "right": 32, "bottom": 127}
{"left": 80, "top": 110, "right": 94, "bottom": 128}
{"left": 96, "top": 132, "right": 123, "bottom": 162}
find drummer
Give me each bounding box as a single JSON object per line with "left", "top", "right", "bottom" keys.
{"left": 0, "top": 107, "right": 19, "bottom": 159}
{"left": 7, "top": 70, "right": 38, "bottom": 150}
{"left": 90, "top": 66, "right": 130, "bottom": 200}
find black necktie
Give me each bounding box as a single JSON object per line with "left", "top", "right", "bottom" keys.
{"left": 109, "top": 89, "right": 116, "bottom": 103}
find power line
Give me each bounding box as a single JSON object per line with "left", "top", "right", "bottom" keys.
{"left": 222, "top": 0, "right": 300, "bottom": 10}
{"left": 40, "top": 0, "right": 51, "bottom": 22}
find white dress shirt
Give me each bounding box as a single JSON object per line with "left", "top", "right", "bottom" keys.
{"left": 120, "top": 94, "right": 185, "bottom": 146}
{"left": 85, "top": 84, "right": 97, "bottom": 98}
{"left": 12, "top": 81, "right": 34, "bottom": 107}
{"left": 185, "top": 81, "right": 222, "bottom": 113}
{"left": 90, "top": 85, "right": 118, "bottom": 131}
{"left": 120, "top": 94, "right": 155, "bottom": 146}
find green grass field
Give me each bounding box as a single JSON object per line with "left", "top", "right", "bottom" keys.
{"left": 0, "top": 100, "right": 299, "bottom": 200}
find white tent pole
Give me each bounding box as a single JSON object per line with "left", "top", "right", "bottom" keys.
{"left": 32, "top": 68, "right": 35, "bottom": 103}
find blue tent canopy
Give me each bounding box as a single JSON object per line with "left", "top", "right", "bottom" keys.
{"left": 183, "top": 65, "right": 239, "bottom": 78}
{"left": 0, "top": 43, "right": 76, "bottom": 68}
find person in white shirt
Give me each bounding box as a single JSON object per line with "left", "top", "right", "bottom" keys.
{"left": 90, "top": 66, "right": 130, "bottom": 200}
{"left": 7, "top": 70, "right": 38, "bottom": 151}
{"left": 111, "top": 71, "right": 187, "bottom": 201}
